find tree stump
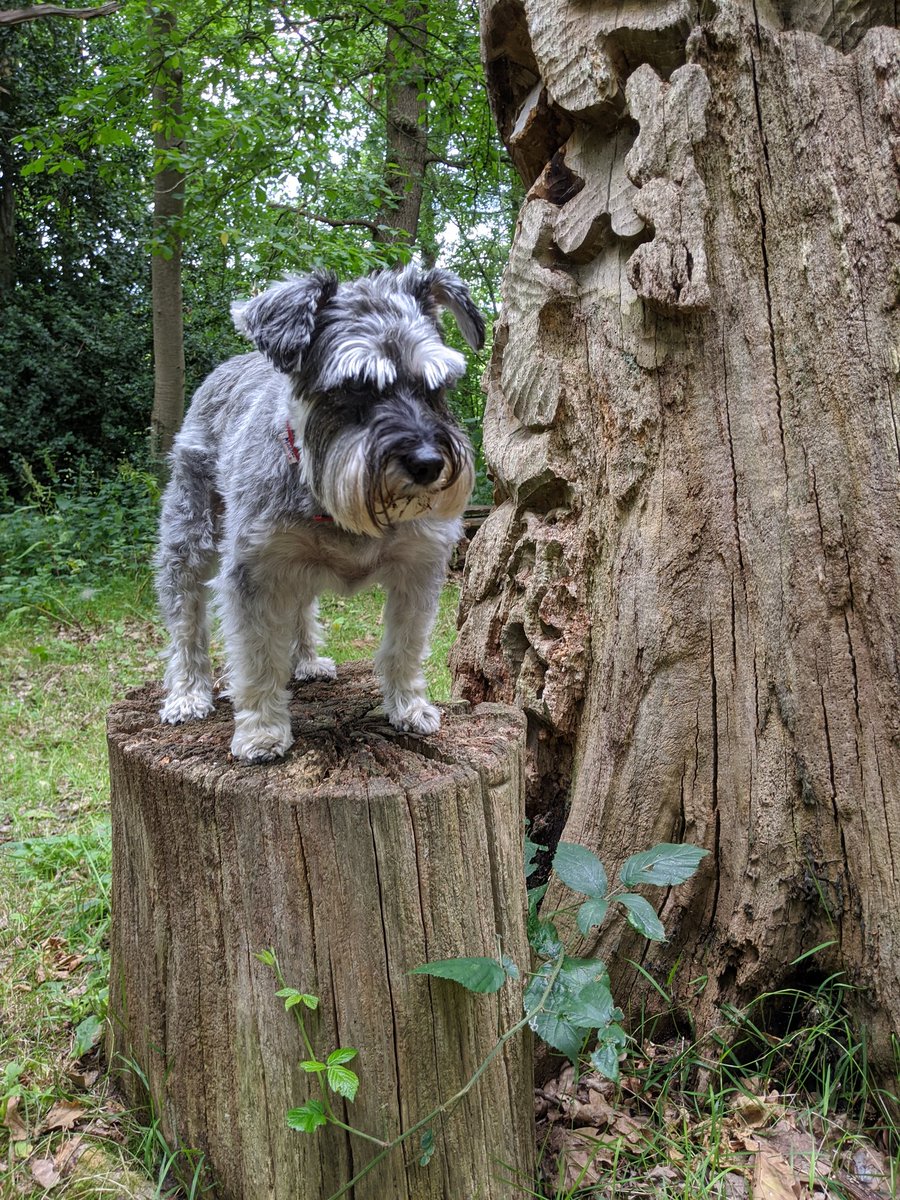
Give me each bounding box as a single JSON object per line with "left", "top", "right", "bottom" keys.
{"left": 107, "top": 661, "right": 532, "bottom": 1199}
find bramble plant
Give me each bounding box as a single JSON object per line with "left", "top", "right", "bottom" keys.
{"left": 263, "top": 839, "right": 708, "bottom": 1198}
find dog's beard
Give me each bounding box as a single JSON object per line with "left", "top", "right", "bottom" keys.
{"left": 315, "top": 428, "right": 474, "bottom": 538}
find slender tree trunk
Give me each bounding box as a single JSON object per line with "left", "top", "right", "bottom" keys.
{"left": 0, "top": 43, "right": 16, "bottom": 301}
{"left": 376, "top": 3, "right": 428, "bottom": 252}
{"left": 148, "top": 5, "right": 185, "bottom": 474}
{"left": 454, "top": 0, "right": 900, "bottom": 1070}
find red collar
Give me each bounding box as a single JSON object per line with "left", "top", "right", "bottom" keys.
{"left": 284, "top": 422, "right": 333, "bottom": 523}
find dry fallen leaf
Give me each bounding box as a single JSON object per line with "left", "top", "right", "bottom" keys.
{"left": 752, "top": 1142, "right": 808, "bottom": 1199}
{"left": 3, "top": 1095, "right": 28, "bottom": 1141}
{"left": 66, "top": 1065, "right": 99, "bottom": 1090}
{"left": 30, "top": 1157, "right": 60, "bottom": 1188}
{"left": 39, "top": 1098, "right": 86, "bottom": 1134}
{"left": 850, "top": 1143, "right": 894, "bottom": 1198}
{"left": 53, "top": 1133, "right": 84, "bottom": 1175}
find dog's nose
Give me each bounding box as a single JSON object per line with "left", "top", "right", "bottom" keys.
{"left": 402, "top": 448, "right": 445, "bottom": 487}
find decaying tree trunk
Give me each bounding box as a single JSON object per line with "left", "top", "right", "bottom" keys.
{"left": 108, "top": 662, "right": 532, "bottom": 1199}
{"left": 454, "top": 0, "right": 900, "bottom": 1067}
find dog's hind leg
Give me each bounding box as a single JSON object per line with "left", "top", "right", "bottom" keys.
{"left": 156, "top": 449, "right": 218, "bottom": 725}
{"left": 292, "top": 599, "right": 337, "bottom": 682}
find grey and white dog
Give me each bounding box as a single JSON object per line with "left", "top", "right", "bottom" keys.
{"left": 155, "top": 265, "right": 485, "bottom": 762}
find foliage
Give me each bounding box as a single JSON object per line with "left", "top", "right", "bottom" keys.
{"left": 2, "top": 0, "right": 516, "bottom": 485}
{"left": 418, "top": 840, "right": 710, "bottom": 1081}
{"left": 269, "top": 839, "right": 708, "bottom": 1198}
{"left": 0, "top": 460, "right": 160, "bottom": 615}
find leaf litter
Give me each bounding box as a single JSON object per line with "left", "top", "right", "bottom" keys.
{"left": 535, "top": 1048, "right": 896, "bottom": 1198}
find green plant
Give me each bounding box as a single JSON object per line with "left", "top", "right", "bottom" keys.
{"left": 267, "top": 839, "right": 708, "bottom": 1198}
{"left": 0, "top": 461, "right": 160, "bottom": 617}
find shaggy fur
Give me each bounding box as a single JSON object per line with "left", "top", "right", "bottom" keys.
{"left": 155, "top": 265, "right": 485, "bottom": 762}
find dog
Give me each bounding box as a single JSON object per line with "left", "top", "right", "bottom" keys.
{"left": 154, "top": 265, "right": 485, "bottom": 763}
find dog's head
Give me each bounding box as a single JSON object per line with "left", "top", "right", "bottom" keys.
{"left": 233, "top": 266, "right": 486, "bottom": 537}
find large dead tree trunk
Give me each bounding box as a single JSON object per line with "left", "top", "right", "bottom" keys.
{"left": 108, "top": 663, "right": 533, "bottom": 1199}
{"left": 453, "top": 0, "right": 900, "bottom": 1068}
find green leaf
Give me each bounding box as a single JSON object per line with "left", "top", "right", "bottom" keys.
{"left": 529, "top": 1010, "right": 585, "bottom": 1062}
{"left": 528, "top": 916, "right": 563, "bottom": 960}
{"left": 525, "top": 829, "right": 546, "bottom": 878}
{"left": 555, "top": 957, "right": 609, "bottom": 994}
{"left": 590, "top": 1042, "right": 622, "bottom": 1082}
{"left": 619, "top": 844, "right": 709, "bottom": 887}
{"left": 567, "top": 981, "right": 616, "bottom": 1030}
{"left": 326, "top": 1048, "right": 358, "bottom": 1066}
{"left": 615, "top": 893, "right": 666, "bottom": 941}
{"left": 299, "top": 1059, "right": 326, "bottom": 1073}
{"left": 576, "top": 897, "right": 609, "bottom": 936}
{"left": 276, "top": 987, "right": 318, "bottom": 1010}
{"left": 286, "top": 1100, "right": 328, "bottom": 1133}
{"left": 410, "top": 957, "right": 506, "bottom": 994}
{"left": 552, "top": 842, "right": 608, "bottom": 899}
{"left": 326, "top": 1064, "right": 359, "bottom": 1102}
{"left": 255, "top": 949, "right": 276, "bottom": 967}
{"left": 501, "top": 955, "right": 520, "bottom": 980}
{"left": 419, "top": 1127, "right": 435, "bottom": 1167}
{"left": 73, "top": 1014, "right": 103, "bottom": 1058}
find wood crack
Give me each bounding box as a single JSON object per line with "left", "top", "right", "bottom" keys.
{"left": 755, "top": 181, "right": 789, "bottom": 483}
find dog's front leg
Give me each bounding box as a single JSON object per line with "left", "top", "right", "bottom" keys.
{"left": 376, "top": 574, "right": 443, "bottom": 735}
{"left": 218, "top": 559, "right": 297, "bottom": 763}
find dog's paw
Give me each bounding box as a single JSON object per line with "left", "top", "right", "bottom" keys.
{"left": 294, "top": 656, "right": 337, "bottom": 682}
{"left": 230, "top": 719, "right": 293, "bottom": 763}
{"left": 160, "top": 692, "right": 215, "bottom": 725}
{"left": 386, "top": 697, "right": 441, "bottom": 736}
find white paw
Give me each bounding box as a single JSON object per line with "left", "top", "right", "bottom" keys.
{"left": 294, "top": 656, "right": 337, "bottom": 682}
{"left": 386, "top": 697, "right": 441, "bottom": 736}
{"left": 160, "top": 691, "right": 215, "bottom": 725}
{"left": 230, "top": 719, "right": 293, "bottom": 763}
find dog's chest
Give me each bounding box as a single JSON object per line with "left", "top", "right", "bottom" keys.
{"left": 267, "top": 525, "right": 394, "bottom": 592}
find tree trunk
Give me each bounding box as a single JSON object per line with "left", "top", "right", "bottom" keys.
{"left": 148, "top": 5, "right": 185, "bottom": 473}
{"left": 0, "top": 43, "right": 16, "bottom": 301}
{"left": 376, "top": 3, "right": 428, "bottom": 252}
{"left": 107, "top": 662, "right": 533, "bottom": 1199}
{"left": 454, "top": 0, "right": 900, "bottom": 1069}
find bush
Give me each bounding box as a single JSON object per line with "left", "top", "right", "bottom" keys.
{"left": 0, "top": 460, "right": 160, "bottom": 616}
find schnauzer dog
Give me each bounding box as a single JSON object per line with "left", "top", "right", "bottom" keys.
{"left": 155, "top": 265, "right": 485, "bottom": 763}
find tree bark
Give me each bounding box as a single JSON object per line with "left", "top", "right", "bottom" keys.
{"left": 148, "top": 5, "right": 185, "bottom": 474}
{"left": 107, "top": 661, "right": 533, "bottom": 1199}
{"left": 376, "top": 3, "right": 429, "bottom": 252}
{"left": 454, "top": 0, "right": 900, "bottom": 1068}
{"left": 0, "top": 45, "right": 15, "bottom": 302}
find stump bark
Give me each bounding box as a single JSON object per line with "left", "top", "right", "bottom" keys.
{"left": 107, "top": 661, "right": 532, "bottom": 1199}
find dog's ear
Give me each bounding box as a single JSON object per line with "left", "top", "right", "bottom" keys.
{"left": 231, "top": 271, "right": 339, "bottom": 373}
{"left": 415, "top": 268, "right": 487, "bottom": 352}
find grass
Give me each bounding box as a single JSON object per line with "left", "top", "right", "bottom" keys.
{"left": 0, "top": 570, "right": 460, "bottom": 1197}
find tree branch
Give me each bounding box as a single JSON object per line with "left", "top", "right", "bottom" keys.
{"left": 268, "top": 203, "right": 382, "bottom": 237}
{"left": 0, "top": 2, "right": 121, "bottom": 26}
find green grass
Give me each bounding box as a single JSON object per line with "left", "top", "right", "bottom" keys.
{"left": 0, "top": 572, "right": 460, "bottom": 1197}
